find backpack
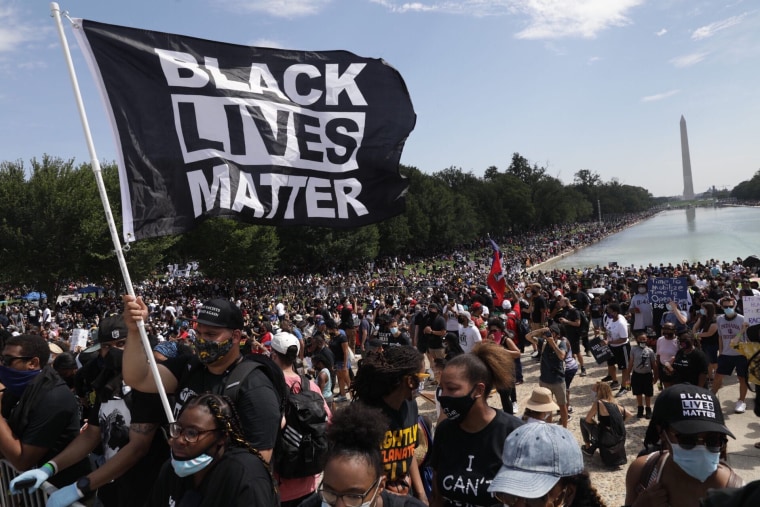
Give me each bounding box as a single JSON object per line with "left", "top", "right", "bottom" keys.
{"left": 516, "top": 317, "right": 530, "bottom": 345}
{"left": 274, "top": 375, "right": 329, "bottom": 478}
{"left": 223, "top": 355, "right": 289, "bottom": 418}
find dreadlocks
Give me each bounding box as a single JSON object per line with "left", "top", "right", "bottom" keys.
{"left": 349, "top": 345, "right": 423, "bottom": 404}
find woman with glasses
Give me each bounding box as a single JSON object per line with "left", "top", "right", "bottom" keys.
{"left": 350, "top": 345, "right": 428, "bottom": 501}
{"left": 430, "top": 341, "right": 522, "bottom": 507}
{"left": 298, "top": 403, "right": 426, "bottom": 507}
{"left": 625, "top": 384, "right": 742, "bottom": 507}
{"left": 488, "top": 423, "right": 607, "bottom": 507}
{"left": 146, "top": 393, "right": 278, "bottom": 506}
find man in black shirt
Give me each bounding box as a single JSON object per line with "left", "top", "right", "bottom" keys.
{"left": 0, "top": 334, "right": 89, "bottom": 488}
{"left": 421, "top": 304, "right": 446, "bottom": 382}
{"left": 122, "top": 296, "right": 281, "bottom": 463}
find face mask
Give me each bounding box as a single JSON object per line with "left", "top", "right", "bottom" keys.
{"left": 170, "top": 450, "right": 215, "bottom": 477}
{"left": 525, "top": 291, "right": 532, "bottom": 298}
{"left": 0, "top": 365, "right": 41, "bottom": 398}
{"left": 638, "top": 341, "right": 647, "bottom": 348}
{"left": 390, "top": 327, "right": 398, "bottom": 335}
{"left": 104, "top": 347, "right": 124, "bottom": 371}
{"left": 670, "top": 442, "right": 720, "bottom": 482}
{"left": 699, "top": 309, "right": 707, "bottom": 316}
{"left": 638, "top": 288, "right": 647, "bottom": 294}
{"left": 437, "top": 385, "right": 478, "bottom": 421}
{"left": 194, "top": 337, "right": 234, "bottom": 365}
{"left": 723, "top": 308, "right": 735, "bottom": 318}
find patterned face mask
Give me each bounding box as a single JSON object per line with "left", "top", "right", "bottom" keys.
{"left": 194, "top": 337, "right": 234, "bottom": 364}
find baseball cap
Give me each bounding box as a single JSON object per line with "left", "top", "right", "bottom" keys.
{"left": 553, "top": 290, "right": 562, "bottom": 298}
{"left": 85, "top": 315, "right": 130, "bottom": 352}
{"left": 471, "top": 302, "right": 482, "bottom": 310}
{"left": 271, "top": 331, "right": 300, "bottom": 355}
{"left": 488, "top": 424, "right": 583, "bottom": 498}
{"left": 648, "top": 384, "right": 734, "bottom": 439}
{"left": 195, "top": 299, "right": 244, "bottom": 329}
{"left": 502, "top": 300, "right": 512, "bottom": 310}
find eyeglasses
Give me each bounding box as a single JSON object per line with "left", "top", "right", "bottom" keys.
{"left": 168, "top": 423, "right": 218, "bottom": 443}
{"left": 318, "top": 477, "right": 380, "bottom": 507}
{"left": 672, "top": 432, "right": 726, "bottom": 453}
{"left": 1, "top": 355, "right": 33, "bottom": 367}
{"left": 493, "top": 492, "right": 549, "bottom": 507}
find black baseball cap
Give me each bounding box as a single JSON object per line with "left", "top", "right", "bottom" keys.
{"left": 648, "top": 384, "right": 734, "bottom": 439}
{"left": 195, "top": 299, "right": 244, "bottom": 329}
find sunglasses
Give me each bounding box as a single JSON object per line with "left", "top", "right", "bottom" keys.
{"left": 673, "top": 432, "right": 726, "bottom": 453}
{"left": 1, "top": 355, "right": 33, "bottom": 367}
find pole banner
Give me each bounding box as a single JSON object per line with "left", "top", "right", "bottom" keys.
{"left": 72, "top": 19, "right": 416, "bottom": 241}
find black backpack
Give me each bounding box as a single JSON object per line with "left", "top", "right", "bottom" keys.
{"left": 274, "top": 375, "right": 329, "bottom": 478}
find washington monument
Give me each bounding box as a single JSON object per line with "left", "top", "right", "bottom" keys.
{"left": 680, "top": 115, "right": 695, "bottom": 199}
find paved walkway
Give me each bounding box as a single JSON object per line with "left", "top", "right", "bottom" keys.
{"left": 416, "top": 348, "right": 760, "bottom": 506}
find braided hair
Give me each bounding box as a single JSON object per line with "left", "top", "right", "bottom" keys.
{"left": 350, "top": 345, "right": 423, "bottom": 405}
{"left": 182, "top": 394, "right": 277, "bottom": 494}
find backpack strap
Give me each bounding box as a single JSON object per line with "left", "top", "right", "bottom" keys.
{"left": 224, "top": 360, "right": 260, "bottom": 403}
{"left": 721, "top": 461, "right": 743, "bottom": 488}
{"left": 637, "top": 451, "right": 668, "bottom": 494}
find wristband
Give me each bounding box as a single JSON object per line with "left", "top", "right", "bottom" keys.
{"left": 43, "top": 461, "right": 58, "bottom": 476}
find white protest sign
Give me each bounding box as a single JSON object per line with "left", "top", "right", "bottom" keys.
{"left": 70, "top": 328, "right": 89, "bottom": 352}
{"left": 743, "top": 296, "right": 760, "bottom": 326}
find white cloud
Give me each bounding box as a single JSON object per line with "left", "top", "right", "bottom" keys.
{"left": 656, "top": 28, "right": 667, "bottom": 36}
{"left": 640, "top": 89, "right": 680, "bottom": 103}
{"left": 691, "top": 13, "right": 747, "bottom": 40}
{"left": 0, "top": 5, "right": 37, "bottom": 52}
{"left": 511, "top": 0, "right": 645, "bottom": 39}
{"left": 17, "top": 60, "right": 47, "bottom": 70}
{"left": 370, "top": 1, "right": 645, "bottom": 38}
{"left": 670, "top": 52, "right": 708, "bottom": 68}
{"left": 220, "top": 0, "right": 332, "bottom": 17}
{"left": 249, "top": 38, "right": 285, "bottom": 49}
{"left": 587, "top": 56, "right": 601, "bottom": 65}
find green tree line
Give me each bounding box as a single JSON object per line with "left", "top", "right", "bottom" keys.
{"left": 731, "top": 169, "right": 760, "bottom": 201}
{"left": 0, "top": 154, "right": 654, "bottom": 298}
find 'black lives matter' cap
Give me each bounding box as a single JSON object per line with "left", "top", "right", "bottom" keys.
{"left": 649, "top": 384, "right": 734, "bottom": 438}
{"left": 195, "top": 299, "right": 244, "bottom": 330}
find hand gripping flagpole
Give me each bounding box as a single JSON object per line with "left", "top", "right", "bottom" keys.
{"left": 50, "top": 2, "right": 175, "bottom": 424}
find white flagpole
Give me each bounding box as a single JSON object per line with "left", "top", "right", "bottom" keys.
{"left": 50, "top": 2, "right": 175, "bottom": 424}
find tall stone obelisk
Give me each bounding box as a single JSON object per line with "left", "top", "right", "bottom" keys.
{"left": 680, "top": 115, "right": 695, "bottom": 199}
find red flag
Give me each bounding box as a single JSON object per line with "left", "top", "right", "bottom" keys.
{"left": 488, "top": 251, "right": 507, "bottom": 308}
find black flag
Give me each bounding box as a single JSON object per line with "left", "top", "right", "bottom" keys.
{"left": 73, "top": 19, "right": 416, "bottom": 241}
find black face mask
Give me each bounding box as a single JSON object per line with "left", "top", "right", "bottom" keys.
{"left": 436, "top": 385, "right": 478, "bottom": 422}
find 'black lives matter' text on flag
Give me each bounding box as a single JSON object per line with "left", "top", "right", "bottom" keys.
{"left": 72, "top": 19, "right": 416, "bottom": 241}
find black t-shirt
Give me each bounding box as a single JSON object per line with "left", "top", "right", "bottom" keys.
{"left": 165, "top": 356, "right": 281, "bottom": 451}
{"left": 147, "top": 447, "right": 278, "bottom": 507}
{"left": 431, "top": 410, "right": 523, "bottom": 507}
{"left": 530, "top": 296, "right": 547, "bottom": 324}
{"left": 423, "top": 313, "right": 446, "bottom": 349}
{"left": 379, "top": 399, "right": 419, "bottom": 482}
{"left": 329, "top": 332, "right": 348, "bottom": 362}
{"left": 15, "top": 380, "right": 90, "bottom": 487}
{"left": 88, "top": 388, "right": 169, "bottom": 507}
{"left": 673, "top": 349, "right": 709, "bottom": 388}
{"left": 558, "top": 307, "right": 581, "bottom": 340}
{"left": 568, "top": 291, "right": 590, "bottom": 312}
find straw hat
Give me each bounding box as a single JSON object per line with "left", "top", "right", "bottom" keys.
{"left": 524, "top": 387, "right": 559, "bottom": 413}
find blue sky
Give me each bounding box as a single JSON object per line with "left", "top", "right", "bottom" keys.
{"left": 1, "top": 0, "right": 758, "bottom": 197}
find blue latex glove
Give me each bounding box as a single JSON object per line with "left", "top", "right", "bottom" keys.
{"left": 45, "top": 483, "right": 84, "bottom": 507}
{"left": 9, "top": 466, "right": 53, "bottom": 494}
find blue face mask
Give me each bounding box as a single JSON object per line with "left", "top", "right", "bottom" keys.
{"left": 0, "top": 365, "right": 41, "bottom": 398}
{"left": 668, "top": 438, "right": 720, "bottom": 482}
{"left": 699, "top": 309, "right": 707, "bottom": 316}
{"left": 390, "top": 327, "right": 398, "bottom": 335}
{"left": 723, "top": 307, "right": 735, "bottom": 318}
{"left": 170, "top": 451, "right": 215, "bottom": 477}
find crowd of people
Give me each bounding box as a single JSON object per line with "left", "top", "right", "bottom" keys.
{"left": 0, "top": 212, "right": 760, "bottom": 505}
